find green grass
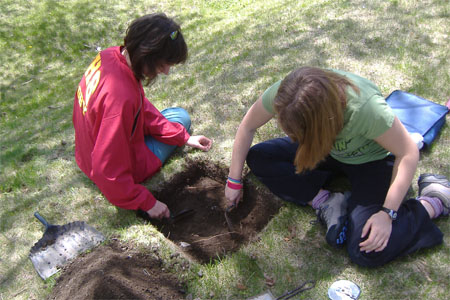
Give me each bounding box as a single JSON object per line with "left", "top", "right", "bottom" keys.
{"left": 1, "top": 0, "right": 449, "bottom": 299}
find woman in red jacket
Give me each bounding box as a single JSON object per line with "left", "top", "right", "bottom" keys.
{"left": 73, "top": 13, "right": 212, "bottom": 220}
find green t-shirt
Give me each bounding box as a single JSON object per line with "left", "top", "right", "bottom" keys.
{"left": 261, "top": 69, "right": 395, "bottom": 164}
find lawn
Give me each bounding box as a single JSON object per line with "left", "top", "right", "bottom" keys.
{"left": 1, "top": 0, "right": 449, "bottom": 299}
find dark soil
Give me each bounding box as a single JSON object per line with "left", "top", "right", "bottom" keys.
{"left": 49, "top": 160, "right": 282, "bottom": 299}
{"left": 146, "top": 159, "right": 283, "bottom": 263}
{"left": 48, "top": 240, "right": 185, "bottom": 300}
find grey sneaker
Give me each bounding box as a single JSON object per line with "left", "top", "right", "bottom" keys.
{"left": 316, "top": 192, "right": 351, "bottom": 248}
{"left": 418, "top": 174, "right": 450, "bottom": 216}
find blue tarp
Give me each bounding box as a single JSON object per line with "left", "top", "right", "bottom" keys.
{"left": 386, "top": 90, "right": 449, "bottom": 147}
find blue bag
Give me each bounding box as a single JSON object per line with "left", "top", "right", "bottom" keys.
{"left": 386, "top": 90, "right": 449, "bottom": 148}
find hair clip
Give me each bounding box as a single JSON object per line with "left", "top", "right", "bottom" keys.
{"left": 170, "top": 31, "right": 178, "bottom": 40}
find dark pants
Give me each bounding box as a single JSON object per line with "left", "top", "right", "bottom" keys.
{"left": 246, "top": 137, "right": 443, "bottom": 267}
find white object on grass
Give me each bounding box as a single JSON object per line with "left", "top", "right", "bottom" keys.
{"left": 328, "top": 280, "right": 361, "bottom": 300}
{"left": 246, "top": 290, "right": 275, "bottom": 300}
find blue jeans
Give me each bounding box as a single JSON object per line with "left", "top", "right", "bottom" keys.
{"left": 144, "top": 107, "right": 191, "bottom": 164}
{"left": 246, "top": 137, "right": 443, "bottom": 267}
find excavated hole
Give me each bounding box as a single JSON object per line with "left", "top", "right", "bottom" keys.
{"left": 145, "top": 159, "right": 282, "bottom": 263}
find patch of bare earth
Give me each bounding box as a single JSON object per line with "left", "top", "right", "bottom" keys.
{"left": 48, "top": 240, "right": 185, "bottom": 300}
{"left": 145, "top": 159, "right": 282, "bottom": 263}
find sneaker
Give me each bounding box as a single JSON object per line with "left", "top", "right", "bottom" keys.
{"left": 316, "top": 192, "right": 351, "bottom": 248}
{"left": 418, "top": 174, "right": 450, "bottom": 216}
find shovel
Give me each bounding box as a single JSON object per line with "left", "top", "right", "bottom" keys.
{"left": 29, "top": 212, "right": 105, "bottom": 280}
{"left": 248, "top": 280, "right": 316, "bottom": 300}
{"left": 225, "top": 204, "right": 242, "bottom": 240}
{"left": 224, "top": 204, "right": 235, "bottom": 233}
{"left": 168, "top": 208, "right": 195, "bottom": 224}
{"left": 136, "top": 208, "right": 195, "bottom": 224}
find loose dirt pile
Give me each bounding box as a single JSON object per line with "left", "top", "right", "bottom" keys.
{"left": 48, "top": 240, "right": 185, "bottom": 300}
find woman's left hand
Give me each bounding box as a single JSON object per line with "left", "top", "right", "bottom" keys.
{"left": 186, "top": 135, "right": 212, "bottom": 151}
{"left": 359, "top": 211, "right": 392, "bottom": 253}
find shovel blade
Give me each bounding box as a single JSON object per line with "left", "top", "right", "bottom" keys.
{"left": 29, "top": 221, "right": 105, "bottom": 280}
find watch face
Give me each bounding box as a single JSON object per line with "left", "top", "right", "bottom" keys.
{"left": 382, "top": 207, "right": 397, "bottom": 220}
{"left": 391, "top": 211, "right": 397, "bottom": 219}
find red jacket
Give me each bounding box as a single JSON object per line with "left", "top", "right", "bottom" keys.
{"left": 73, "top": 46, "right": 190, "bottom": 211}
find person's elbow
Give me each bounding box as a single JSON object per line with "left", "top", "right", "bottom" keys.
{"left": 242, "top": 122, "right": 259, "bottom": 135}
{"left": 402, "top": 138, "right": 420, "bottom": 168}
{"left": 410, "top": 142, "right": 420, "bottom": 165}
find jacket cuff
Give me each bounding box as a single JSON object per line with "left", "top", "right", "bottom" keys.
{"left": 139, "top": 194, "right": 157, "bottom": 212}
{"left": 181, "top": 129, "right": 190, "bottom": 146}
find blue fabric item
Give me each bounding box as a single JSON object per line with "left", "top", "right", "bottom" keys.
{"left": 145, "top": 107, "right": 191, "bottom": 164}
{"left": 386, "top": 90, "right": 449, "bottom": 147}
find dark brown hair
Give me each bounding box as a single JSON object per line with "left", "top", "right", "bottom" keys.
{"left": 274, "top": 67, "right": 359, "bottom": 173}
{"left": 123, "top": 13, "right": 188, "bottom": 84}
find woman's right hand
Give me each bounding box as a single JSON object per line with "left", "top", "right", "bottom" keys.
{"left": 225, "top": 185, "right": 243, "bottom": 207}
{"left": 146, "top": 200, "right": 170, "bottom": 220}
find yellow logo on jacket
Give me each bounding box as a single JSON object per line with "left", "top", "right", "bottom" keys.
{"left": 78, "top": 54, "right": 101, "bottom": 115}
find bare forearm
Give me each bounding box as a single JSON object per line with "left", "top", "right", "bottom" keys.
{"left": 384, "top": 151, "right": 419, "bottom": 210}
{"left": 374, "top": 117, "right": 420, "bottom": 211}
{"left": 228, "top": 125, "right": 256, "bottom": 179}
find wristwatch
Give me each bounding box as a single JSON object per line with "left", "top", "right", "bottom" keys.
{"left": 380, "top": 207, "right": 397, "bottom": 220}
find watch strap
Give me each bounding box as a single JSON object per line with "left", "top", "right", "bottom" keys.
{"left": 380, "top": 207, "right": 397, "bottom": 220}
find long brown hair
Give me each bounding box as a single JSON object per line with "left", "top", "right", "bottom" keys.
{"left": 273, "top": 67, "right": 359, "bottom": 173}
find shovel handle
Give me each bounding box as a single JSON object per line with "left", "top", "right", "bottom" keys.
{"left": 34, "top": 212, "right": 50, "bottom": 229}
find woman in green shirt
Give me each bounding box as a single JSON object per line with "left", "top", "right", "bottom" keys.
{"left": 225, "top": 67, "right": 448, "bottom": 267}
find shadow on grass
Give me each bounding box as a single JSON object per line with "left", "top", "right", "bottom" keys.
{"left": 2, "top": 0, "right": 448, "bottom": 190}
{"left": 173, "top": 0, "right": 448, "bottom": 136}
{"left": 1, "top": 0, "right": 132, "bottom": 173}
{"left": 1, "top": 1, "right": 448, "bottom": 298}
